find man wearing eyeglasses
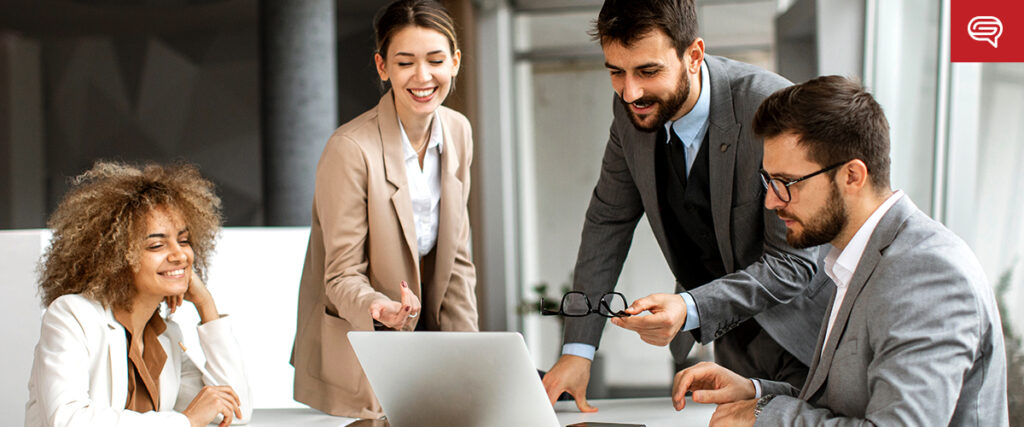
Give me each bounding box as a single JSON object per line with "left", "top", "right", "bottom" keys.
{"left": 662, "top": 75, "right": 1009, "bottom": 426}
{"left": 542, "top": 0, "right": 829, "bottom": 412}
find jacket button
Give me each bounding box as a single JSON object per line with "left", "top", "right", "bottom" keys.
{"left": 720, "top": 144, "right": 729, "bottom": 152}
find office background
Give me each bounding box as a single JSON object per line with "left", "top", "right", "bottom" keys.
{"left": 1, "top": 0, "right": 1021, "bottom": 419}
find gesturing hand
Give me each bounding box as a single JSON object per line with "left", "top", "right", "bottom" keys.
{"left": 369, "top": 281, "right": 421, "bottom": 329}
{"left": 609, "top": 293, "right": 687, "bottom": 346}
{"left": 182, "top": 385, "right": 242, "bottom": 427}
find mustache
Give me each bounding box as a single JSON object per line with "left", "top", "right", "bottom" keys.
{"left": 621, "top": 96, "right": 660, "bottom": 109}
{"left": 776, "top": 211, "right": 800, "bottom": 223}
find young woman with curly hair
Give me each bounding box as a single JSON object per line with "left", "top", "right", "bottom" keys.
{"left": 25, "top": 161, "right": 252, "bottom": 427}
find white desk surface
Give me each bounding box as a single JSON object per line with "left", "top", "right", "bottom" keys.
{"left": 249, "top": 397, "right": 715, "bottom": 427}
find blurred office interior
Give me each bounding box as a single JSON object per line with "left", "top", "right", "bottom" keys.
{"left": 1, "top": 0, "right": 1022, "bottom": 400}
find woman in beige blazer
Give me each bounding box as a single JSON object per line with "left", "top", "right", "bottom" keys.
{"left": 25, "top": 162, "right": 252, "bottom": 427}
{"left": 290, "top": 0, "right": 478, "bottom": 419}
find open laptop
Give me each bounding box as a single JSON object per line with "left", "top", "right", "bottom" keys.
{"left": 348, "top": 331, "right": 561, "bottom": 427}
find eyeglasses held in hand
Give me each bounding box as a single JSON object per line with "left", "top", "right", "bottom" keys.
{"left": 540, "top": 291, "right": 631, "bottom": 318}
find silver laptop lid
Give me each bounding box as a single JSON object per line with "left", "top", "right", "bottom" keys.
{"left": 348, "top": 331, "right": 560, "bottom": 427}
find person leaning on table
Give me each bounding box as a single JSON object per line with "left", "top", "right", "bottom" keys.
{"left": 25, "top": 161, "right": 252, "bottom": 427}
{"left": 290, "top": 0, "right": 478, "bottom": 419}
{"left": 666, "top": 76, "right": 1009, "bottom": 426}
{"left": 543, "top": 0, "right": 827, "bottom": 413}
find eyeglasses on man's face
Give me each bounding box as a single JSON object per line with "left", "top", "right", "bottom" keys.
{"left": 540, "top": 291, "right": 630, "bottom": 318}
{"left": 759, "top": 161, "right": 848, "bottom": 203}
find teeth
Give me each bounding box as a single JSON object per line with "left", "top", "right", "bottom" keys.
{"left": 161, "top": 269, "right": 185, "bottom": 276}
{"left": 411, "top": 88, "right": 436, "bottom": 97}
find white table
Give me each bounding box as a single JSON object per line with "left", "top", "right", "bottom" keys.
{"left": 249, "top": 397, "right": 715, "bottom": 426}
{"left": 555, "top": 397, "right": 714, "bottom": 427}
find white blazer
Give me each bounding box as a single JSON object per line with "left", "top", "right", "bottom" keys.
{"left": 25, "top": 294, "right": 253, "bottom": 427}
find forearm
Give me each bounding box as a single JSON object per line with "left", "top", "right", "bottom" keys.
{"left": 688, "top": 243, "right": 820, "bottom": 343}
{"left": 325, "top": 272, "right": 390, "bottom": 330}
{"left": 192, "top": 297, "right": 220, "bottom": 325}
{"left": 756, "top": 395, "right": 873, "bottom": 427}
{"left": 194, "top": 317, "right": 253, "bottom": 422}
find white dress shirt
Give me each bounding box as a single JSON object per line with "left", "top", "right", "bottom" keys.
{"left": 398, "top": 114, "right": 443, "bottom": 258}
{"left": 821, "top": 190, "right": 905, "bottom": 351}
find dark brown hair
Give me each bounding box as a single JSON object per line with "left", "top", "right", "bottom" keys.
{"left": 590, "top": 0, "right": 699, "bottom": 58}
{"left": 374, "top": 0, "right": 459, "bottom": 57}
{"left": 38, "top": 161, "right": 222, "bottom": 311}
{"left": 752, "top": 75, "right": 892, "bottom": 190}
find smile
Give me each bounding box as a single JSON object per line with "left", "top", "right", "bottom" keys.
{"left": 630, "top": 100, "right": 655, "bottom": 114}
{"left": 159, "top": 269, "right": 186, "bottom": 277}
{"left": 409, "top": 87, "right": 438, "bottom": 100}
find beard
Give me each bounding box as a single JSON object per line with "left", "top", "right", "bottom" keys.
{"left": 621, "top": 71, "right": 691, "bottom": 132}
{"left": 780, "top": 180, "right": 847, "bottom": 249}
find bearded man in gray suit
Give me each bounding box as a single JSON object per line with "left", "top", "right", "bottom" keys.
{"left": 669, "top": 76, "right": 1009, "bottom": 426}
{"left": 542, "top": 0, "right": 829, "bottom": 412}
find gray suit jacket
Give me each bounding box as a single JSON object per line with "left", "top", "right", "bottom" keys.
{"left": 758, "top": 196, "right": 1009, "bottom": 426}
{"left": 564, "top": 55, "right": 829, "bottom": 367}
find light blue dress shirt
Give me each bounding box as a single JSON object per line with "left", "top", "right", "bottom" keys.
{"left": 562, "top": 62, "right": 711, "bottom": 361}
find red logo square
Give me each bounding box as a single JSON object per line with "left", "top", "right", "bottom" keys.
{"left": 951, "top": 0, "right": 1024, "bottom": 62}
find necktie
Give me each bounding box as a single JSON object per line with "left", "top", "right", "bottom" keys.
{"left": 668, "top": 129, "right": 688, "bottom": 187}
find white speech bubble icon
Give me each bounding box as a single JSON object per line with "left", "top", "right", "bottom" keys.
{"left": 968, "top": 16, "right": 1003, "bottom": 48}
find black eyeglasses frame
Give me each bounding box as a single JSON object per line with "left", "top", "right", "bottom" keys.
{"left": 539, "top": 291, "right": 630, "bottom": 318}
{"left": 759, "top": 161, "right": 849, "bottom": 203}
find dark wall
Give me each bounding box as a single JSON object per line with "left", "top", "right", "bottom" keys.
{"left": 0, "top": 0, "right": 388, "bottom": 228}
{"left": 41, "top": 30, "right": 264, "bottom": 225}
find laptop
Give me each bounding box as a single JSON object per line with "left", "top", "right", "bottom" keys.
{"left": 348, "top": 331, "right": 561, "bottom": 427}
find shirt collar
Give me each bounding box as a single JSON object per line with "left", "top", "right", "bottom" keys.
{"left": 399, "top": 113, "right": 444, "bottom": 161}
{"left": 112, "top": 308, "right": 168, "bottom": 337}
{"left": 824, "top": 190, "right": 905, "bottom": 289}
{"left": 664, "top": 60, "right": 711, "bottom": 149}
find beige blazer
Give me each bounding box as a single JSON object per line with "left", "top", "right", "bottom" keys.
{"left": 291, "top": 91, "right": 478, "bottom": 418}
{"left": 25, "top": 294, "right": 253, "bottom": 427}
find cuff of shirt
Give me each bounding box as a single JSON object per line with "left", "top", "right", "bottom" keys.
{"left": 679, "top": 292, "right": 700, "bottom": 332}
{"left": 751, "top": 378, "right": 763, "bottom": 399}
{"left": 562, "top": 343, "right": 596, "bottom": 361}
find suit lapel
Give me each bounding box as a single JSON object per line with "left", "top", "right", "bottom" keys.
{"left": 704, "top": 56, "right": 741, "bottom": 272}
{"left": 611, "top": 98, "right": 683, "bottom": 279}
{"left": 105, "top": 310, "right": 128, "bottom": 408}
{"left": 799, "top": 196, "right": 917, "bottom": 399}
{"left": 157, "top": 334, "right": 178, "bottom": 411}
{"left": 798, "top": 275, "right": 838, "bottom": 400}
{"left": 428, "top": 110, "right": 463, "bottom": 321}
{"left": 379, "top": 90, "right": 422, "bottom": 280}
{"left": 635, "top": 122, "right": 677, "bottom": 274}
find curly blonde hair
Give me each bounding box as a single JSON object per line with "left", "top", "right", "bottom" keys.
{"left": 38, "top": 161, "right": 223, "bottom": 311}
